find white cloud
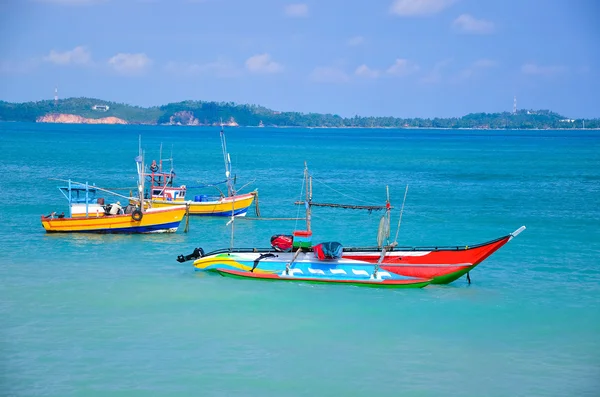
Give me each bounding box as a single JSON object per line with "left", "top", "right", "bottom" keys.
{"left": 421, "top": 58, "right": 452, "bottom": 83}
{"left": 34, "top": 0, "right": 108, "bottom": 5}
{"left": 284, "top": 3, "right": 308, "bottom": 17}
{"left": 44, "top": 46, "right": 91, "bottom": 65}
{"left": 454, "top": 58, "right": 496, "bottom": 81}
{"left": 108, "top": 53, "right": 151, "bottom": 74}
{"left": 390, "top": 0, "right": 456, "bottom": 16}
{"left": 386, "top": 58, "right": 419, "bottom": 76}
{"left": 245, "top": 53, "right": 283, "bottom": 74}
{"left": 452, "top": 14, "right": 495, "bottom": 34}
{"left": 165, "top": 59, "right": 239, "bottom": 77}
{"left": 309, "top": 66, "right": 349, "bottom": 83}
{"left": 355, "top": 64, "right": 380, "bottom": 78}
{"left": 472, "top": 59, "right": 496, "bottom": 68}
{"left": 521, "top": 63, "right": 566, "bottom": 77}
{"left": 347, "top": 36, "right": 365, "bottom": 46}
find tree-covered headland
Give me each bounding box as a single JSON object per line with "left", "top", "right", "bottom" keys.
{"left": 0, "top": 97, "right": 597, "bottom": 129}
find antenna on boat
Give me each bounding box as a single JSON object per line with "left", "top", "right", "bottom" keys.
{"left": 392, "top": 184, "right": 409, "bottom": 247}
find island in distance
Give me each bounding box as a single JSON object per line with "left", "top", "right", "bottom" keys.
{"left": 0, "top": 97, "right": 597, "bottom": 130}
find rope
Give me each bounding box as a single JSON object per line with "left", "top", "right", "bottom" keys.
{"left": 236, "top": 217, "right": 304, "bottom": 221}
{"left": 393, "top": 185, "right": 409, "bottom": 244}
{"left": 294, "top": 171, "right": 306, "bottom": 232}
{"left": 311, "top": 176, "right": 383, "bottom": 206}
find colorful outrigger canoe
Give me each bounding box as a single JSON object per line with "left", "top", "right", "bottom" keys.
{"left": 177, "top": 163, "right": 525, "bottom": 286}
{"left": 191, "top": 249, "right": 431, "bottom": 288}
{"left": 179, "top": 226, "right": 524, "bottom": 284}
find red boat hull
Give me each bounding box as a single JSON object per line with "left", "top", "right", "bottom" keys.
{"left": 342, "top": 233, "right": 514, "bottom": 284}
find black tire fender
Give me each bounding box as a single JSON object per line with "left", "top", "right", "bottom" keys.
{"left": 131, "top": 209, "right": 143, "bottom": 222}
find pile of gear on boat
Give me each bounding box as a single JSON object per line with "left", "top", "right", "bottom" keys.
{"left": 177, "top": 233, "right": 341, "bottom": 263}
{"left": 43, "top": 198, "right": 139, "bottom": 218}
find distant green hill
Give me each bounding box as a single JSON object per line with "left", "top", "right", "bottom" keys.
{"left": 0, "top": 97, "right": 597, "bottom": 129}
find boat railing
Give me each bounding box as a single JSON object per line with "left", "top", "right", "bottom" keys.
{"left": 343, "top": 234, "right": 510, "bottom": 252}
{"left": 186, "top": 234, "right": 511, "bottom": 261}
{"left": 203, "top": 247, "right": 280, "bottom": 257}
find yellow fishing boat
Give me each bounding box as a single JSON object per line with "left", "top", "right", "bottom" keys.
{"left": 41, "top": 204, "right": 187, "bottom": 233}
{"left": 41, "top": 152, "right": 188, "bottom": 233}
{"left": 149, "top": 192, "right": 256, "bottom": 216}
{"left": 139, "top": 125, "right": 257, "bottom": 217}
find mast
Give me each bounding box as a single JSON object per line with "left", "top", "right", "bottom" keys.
{"left": 135, "top": 135, "right": 145, "bottom": 211}
{"left": 220, "top": 121, "right": 235, "bottom": 197}
{"left": 373, "top": 185, "right": 391, "bottom": 279}
{"left": 377, "top": 186, "right": 391, "bottom": 248}
{"left": 304, "top": 161, "right": 312, "bottom": 232}
{"left": 159, "top": 142, "right": 163, "bottom": 173}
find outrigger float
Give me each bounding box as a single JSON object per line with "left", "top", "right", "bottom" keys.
{"left": 41, "top": 146, "right": 187, "bottom": 234}
{"left": 137, "top": 124, "right": 258, "bottom": 217}
{"left": 177, "top": 163, "right": 525, "bottom": 285}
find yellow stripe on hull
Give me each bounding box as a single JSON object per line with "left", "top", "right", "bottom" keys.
{"left": 193, "top": 256, "right": 273, "bottom": 274}
{"left": 41, "top": 206, "right": 187, "bottom": 233}
{"left": 151, "top": 193, "right": 255, "bottom": 216}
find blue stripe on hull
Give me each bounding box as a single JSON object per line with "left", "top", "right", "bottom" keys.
{"left": 45, "top": 221, "right": 181, "bottom": 234}
{"left": 190, "top": 208, "right": 249, "bottom": 217}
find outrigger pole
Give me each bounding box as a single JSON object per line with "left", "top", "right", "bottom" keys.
{"left": 293, "top": 165, "right": 389, "bottom": 212}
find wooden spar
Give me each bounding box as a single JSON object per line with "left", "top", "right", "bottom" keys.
{"left": 293, "top": 201, "right": 389, "bottom": 211}
{"left": 304, "top": 162, "right": 311, "bottom": 232}
{"left": 252, "top": 191, "right": 261, "bottom": 217}
{"left": 294, "top": 162, "right": 390, "bottom": 218}
{"left": 184, "top": 203, "right": 190, "bottom": 233}
{"left": 236, "top": 217, "right": 305, "bottom": 221}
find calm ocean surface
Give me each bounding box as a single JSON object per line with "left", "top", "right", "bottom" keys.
{"left": 1, "top": 122, "right": 599, "bottom": 396}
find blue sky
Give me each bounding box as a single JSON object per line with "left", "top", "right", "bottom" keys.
{"left": 1, "top": 0, "right": 598, "bottom": 118}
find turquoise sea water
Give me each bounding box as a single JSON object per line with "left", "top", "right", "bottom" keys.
{"left": 1, "top": 122, "right": 599, "bottom": 396}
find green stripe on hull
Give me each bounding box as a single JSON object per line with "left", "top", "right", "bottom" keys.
{"left": 430, "top": 264, "right": 478, "bottom": 284}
